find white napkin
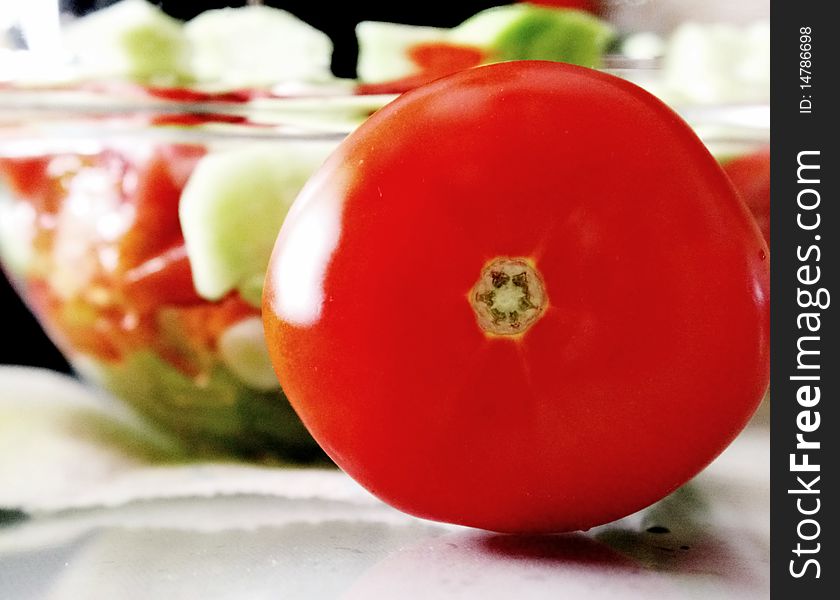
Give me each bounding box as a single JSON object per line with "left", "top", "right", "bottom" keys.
{"left": 0, "top": 366, "right": 375, "bottom": 514}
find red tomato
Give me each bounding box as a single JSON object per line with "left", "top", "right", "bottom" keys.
{"left": 721, "top": 147, "right": 770, "bottom": 245}
{"left": 263, "top": 62, "right": 770, "bottom": 533}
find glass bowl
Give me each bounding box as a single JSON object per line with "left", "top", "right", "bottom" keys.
{"left": 0, "top": 85, "right": 388, "bottom": 460}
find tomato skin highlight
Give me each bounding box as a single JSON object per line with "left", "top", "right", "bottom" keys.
{"left": 264, "top": 62, "right": 770, "bottom": 533}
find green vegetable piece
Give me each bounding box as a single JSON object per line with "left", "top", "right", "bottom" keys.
{"left": 357, "top": 5, "right": 614, "bottom": 84}
{"left": 239, "top": 273, "right": 267, "bottom": 309}
{"left": 661, "top": 22, "right": 770, "bottom": 104}
{"left": 449, "top": 5, "right": 530, "bottom": 47}
{"left": 185, "top": 5, "right": 334, "bottom": 87}
{"left": 356, "top": 21, "right": 450, "bottom": 83}
{"left": 218, "top": 317, "right": 279, "bottom": 391}
{"left": 492, "top": 7, "right": 615, "bottom": 68}
{"left": 61, "top": 0, "right": 191, "bottom": 84}
{"left": 179, "top": 142, "right": 337, "bottom": 303}
{"left": 0, "top": 195, "right": 36, "bottom": 278}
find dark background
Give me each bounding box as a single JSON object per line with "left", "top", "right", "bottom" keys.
{"left": 0, "top": 274, "right": 71, "bottom": 370}
{"left": 2, "top": 1, "right": 505, "bottom": 372}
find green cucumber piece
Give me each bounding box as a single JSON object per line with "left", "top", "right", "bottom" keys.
{"left": 662, "top": 22, "right": 770, "bottom": 104}
{"left": 218, "top": 317, "right": 279, "bottom": 391}
{"left": 449, "top": 5, "right": 530, "bottom": 47}
{"left": 491, "top": 7, "right": 615, "bottom": 67}
{"left": 356, "top": 5, "right": 614, "bottom": 84}
{"left": 185, "top": 5, "right": 333, "bottom": 86}
{"left": 356, "top": 21, "right": 449, "bottom": 83}
{"left": 0, "top": 196, "right": 36, "bottom": 277}
{"left": 61, "top": 0, "right": 191, "bottom": 84}
{"left": 179, "top": 142, "right": 337, "bottom": 303}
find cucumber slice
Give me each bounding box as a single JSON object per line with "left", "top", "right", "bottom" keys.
{"left": 356, "top": 6, "right": 614, "bottom": 84}
{"left": 61, "top": 0, "right": 191, "bottom": 84}
{"left": 491, "top": 7, "right": 615, "bottom": 67}
{"left": 662, "top": 22, "right": 770, "bottom": 104}
{"left": 185, "top": 5, "right": 334, "bottom": 87}
{"left": 356, "top": 21, "right": 449, "bottom": 83}
{"left": 179, "top": 142, "right": 337, "bottom": 303}
{"left": 0, "top": 197, "right": 36, "bottom": 277}
{"left": 218, "top": 317, "right": 279, "bottom": 391}
{"left": 449, "top": 5, "right": 530, "bottom": 47}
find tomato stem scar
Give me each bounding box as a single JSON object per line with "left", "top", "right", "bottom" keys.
{"left": 470, "top": 257, "right": 546, "bottom": 336}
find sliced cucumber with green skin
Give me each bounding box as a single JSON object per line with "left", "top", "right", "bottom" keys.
{"left": 491, "top": 7, "right": 614, "bottom": 67}
{"left": 356, "top": 21, "right": 450, "bottom": 84}
{"left": 180, "top": 142, "right": 338, "bottom": 305}
{"left": 185, "top": 5, "right": 334, "bottom": 87}
{"left": 448, "top": 4, "right": 530, "bottom": 47}
{"left": 356, "top": 5, "right": 614, "bottom": 83}
{"left": 62, "top": 0, "right": 191, "bottom": 84}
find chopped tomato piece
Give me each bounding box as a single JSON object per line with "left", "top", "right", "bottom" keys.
{"left": 0, "top": 157, "right": 52, "bottom": 200}
{"left": 357, "top": 42, "right": 485, "bottom": 95}
{"left": 121, "top": 245, "right": 204, "bottom": 311}
{"left": 525, "top": 1, "right": 601, "bottom": 14}
{"left": 119, "top": 145, "right": 205, "bottom": 268}
{"left": 409, "top": 42, "right": 485, "bottom": 74}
